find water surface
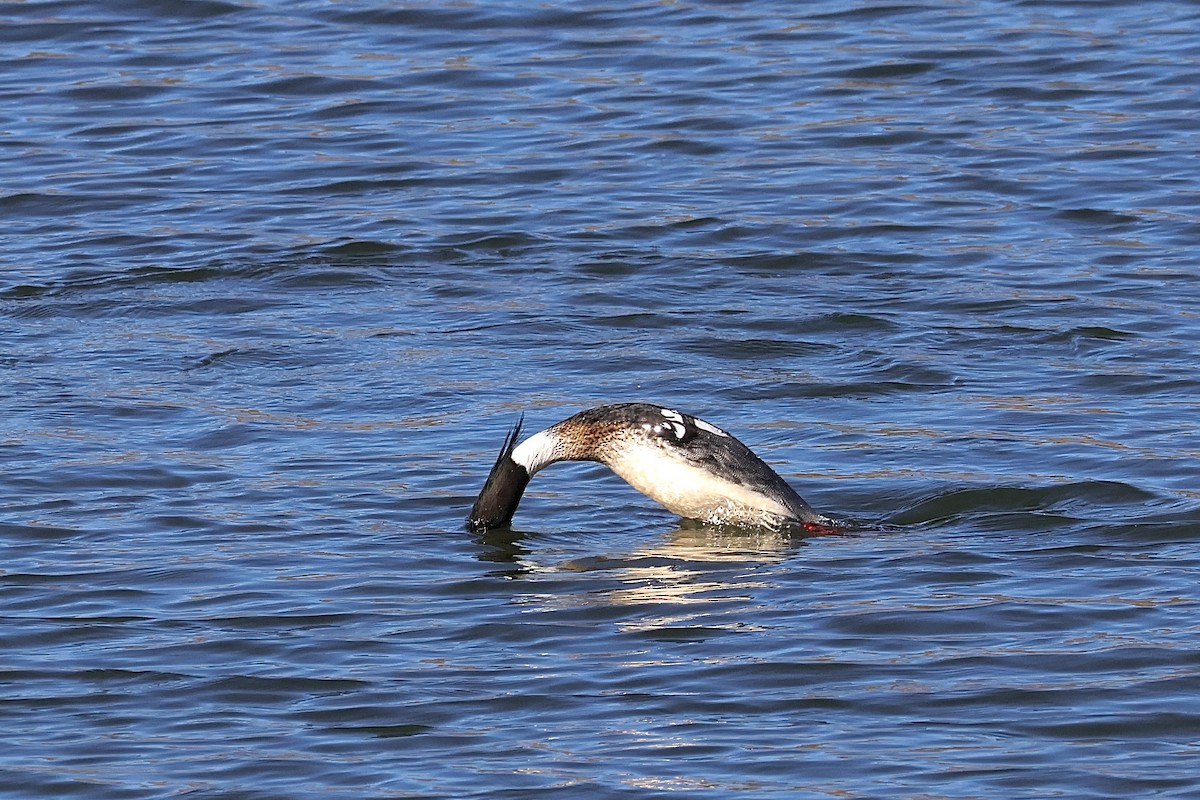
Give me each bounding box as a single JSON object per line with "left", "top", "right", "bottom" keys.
{"left": 2, "top": 1, "right": 1199, "bottom": 798}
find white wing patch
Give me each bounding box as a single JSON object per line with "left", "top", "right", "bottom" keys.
{"left": 693, "top": 417, "right": 728, "bottom": 437}
{"left": 657, "top": 409, "right": 686, "bottom": 439}
{"left": 661, "top": 407, "right": 729, "bottom": 438}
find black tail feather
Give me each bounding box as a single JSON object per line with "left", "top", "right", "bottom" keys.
{"left": 465, "top": 415, "right": 530, "bottom": 532}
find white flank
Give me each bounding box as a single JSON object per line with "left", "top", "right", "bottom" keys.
{"left": 604, "top": 444, "right": 793, "bottom": 526}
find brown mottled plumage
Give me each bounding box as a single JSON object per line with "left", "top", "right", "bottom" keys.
{"left": 467, "top": 403, "right": 830, "bottom": 532}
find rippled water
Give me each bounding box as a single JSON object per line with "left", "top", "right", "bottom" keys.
{"left": 3, "top": 1, "right": 1199, "bottom": 797}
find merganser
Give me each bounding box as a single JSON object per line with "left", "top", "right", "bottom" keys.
{"left": 466, "top": 403, "right": 834, "bottom": 533}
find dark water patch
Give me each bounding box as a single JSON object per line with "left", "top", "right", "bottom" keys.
{"left": 1054, "top": 207, "right": 1142, "bottom": 227}
{"left": 1019, "top": 709, "right": 1200, "bottom": 742}
{"left": 319, "top": 4, "right": 505, "bottom": 30}
{"left": 249, "top": 75, "right": 383, "bottom": 98}
{"left": 0, "top": 188, "right": 139, "bottom": 219}
{"left": 188, "top": 347, "right": 244, "bottom": 369}
{"left": 64, "top": 81, "right": 176, "bottom": 104}
{"left": 315, "top": 239, "right": 408, "bottom": 259}
{"left": 590, "top": 311, "right": 704, "bottom": 332}
{"left": 0, "top": 522, "right": 82, "bottom": 541}
{"left": 724, "top": 250, "right": 867, "bottom": 275}
{"left": 635, "top": 136, "right": 727, "bottom": 157}
{"left": 678, "top": 336, "right": 833, "bottom": 360}
{"left": 323, "top": 722, "right": 433, "bottom": 739}
{"left": 574, "top": 256, "right": 665, "bottom": 280}
{"left": 432, "top": 231, "right": 550, "bottom": 257}
{"left": 1078, "top": 371, "right": 1196, "bottom": 397}
{"left": 114, "top": 0, "right": 247, "bottom": 19}
{"left": 1048, "top": 325, "right": 1135, "bottom": 343}
{"left": 184, "top": 345, "right": 327, "bottom": 372}
{"left": 794, "top": 312, "right": 903, "bottom": 335}
{"left": 834, "top": 60, "right": 939, "bottom": 81}
{"left": 17, "top": 463, "right": 197, "bottom": 493}
{"left": 731, "top": 375, "right": 951, "bottom": 401}
{"left": 0, "top": 263, "right": 270, "bottom": 300}
{"left": 890, "top": 481, "right": 1162, "bottom": 527}
{"left": 0, "top": 191, "right": 78, "bottom": 217}
{"left": 1083, "top": 509, "right": 1200, "bottom": 546}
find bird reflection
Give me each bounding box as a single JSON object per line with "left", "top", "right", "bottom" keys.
{"left": 470, "top": 518, "right": 827, "bottom": 602}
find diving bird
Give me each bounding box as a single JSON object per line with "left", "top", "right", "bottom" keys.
{"left": 466, "top": 403, "right": 836, "bottom": 532}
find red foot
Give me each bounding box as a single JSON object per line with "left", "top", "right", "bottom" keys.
{"left": 801, "top": 521, "right": 853, "bottom": 536}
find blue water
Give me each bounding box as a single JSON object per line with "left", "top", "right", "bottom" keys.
{"left": 3, "top": 1, "right": 1199, "bottom": 798}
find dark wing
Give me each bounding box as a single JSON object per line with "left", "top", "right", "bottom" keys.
{"left": 673, "top": 413, "right": 819, "bottom": 523}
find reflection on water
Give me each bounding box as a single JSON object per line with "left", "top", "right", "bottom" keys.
{"left": 477, "top": 520, "right": 806, "bottom": 572}
{"left": 485, "top": 522, "right": 811, "bottom": 641}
